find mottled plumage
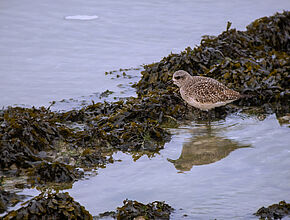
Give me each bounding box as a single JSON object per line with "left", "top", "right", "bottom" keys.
{"left": 173, "top": 70, "right": 241, "bottom": 111}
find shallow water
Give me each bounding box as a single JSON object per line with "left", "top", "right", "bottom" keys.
{"left": 66, "top": 114, "right": 290, "bottom": 219}
{"left": 2, "top": 113, "right": 289, "bottom": 219}
{"left": 1, "top": 0, "right": 289, "bottom": 107}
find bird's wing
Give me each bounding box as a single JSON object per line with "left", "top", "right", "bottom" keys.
{"left": 185, "top": 80, "right": 240, "bottom": 104}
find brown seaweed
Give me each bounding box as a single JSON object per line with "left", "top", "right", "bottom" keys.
{"left": 96, "top": 199, "right": 174, "bottom": 220}
{"left": 254, "top": 200, "right": 290, "bottom": 220}
{"left": 2, "top": 192, "right": 92, "bottom": 220}
{"left": 135, "top": 11, "right": 289, "bottom": 116}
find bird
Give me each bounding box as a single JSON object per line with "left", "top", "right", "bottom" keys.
{"left": 172, "top": 70, "right": 245, "bottom": 122}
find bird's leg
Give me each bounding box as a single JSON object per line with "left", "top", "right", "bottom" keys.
{"left": 182, "top": 103, "right": 189, "bottom": 119}
{"left": 207, "top": 110, "right": 211, "bottom": 125}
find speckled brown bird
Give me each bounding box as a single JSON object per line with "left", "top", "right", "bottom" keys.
{"left": 173, "top": 70, "right": 242, "bottom": 115}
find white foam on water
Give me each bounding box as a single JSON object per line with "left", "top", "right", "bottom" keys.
{"left": 64, "top": 15, "right": 98, "bottom": 20}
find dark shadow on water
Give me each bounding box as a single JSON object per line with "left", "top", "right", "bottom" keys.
{"left": 168, "top": 124, "right": 250, "bottom": 172}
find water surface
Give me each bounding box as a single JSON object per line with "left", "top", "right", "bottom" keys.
{"left": 1, "top": 0, "right": 289, "bottom": 107}
{"left": 67, "top": 114, "right": 290, "bottom": 219}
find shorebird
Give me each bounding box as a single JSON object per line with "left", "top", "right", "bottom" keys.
{"left": 173, "top": 70, "right": 244, "bottom": 122}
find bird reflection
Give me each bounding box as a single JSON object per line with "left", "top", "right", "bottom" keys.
{"left": 168, "top": 130, "right": 250, "bottom": 172}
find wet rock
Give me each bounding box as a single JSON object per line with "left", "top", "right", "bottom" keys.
{"left": 2, "top": 192, "right": 92, "bottom": 220}
{"left": 96, "top": 199, "right": 174, "bottom": 220}
{"left": 254, "top": 200, "right": 290, "bottom": 220}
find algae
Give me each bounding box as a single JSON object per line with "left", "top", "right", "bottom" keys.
{"left": 254, "top": 200, "right": 290, "bottom": 220}
{"left": 96, "top": 199, "right": 174, "bottom": 220}
{"left": 135, "top": 11, "right": 289, "bottom": 116}
{"left": 2, "top": 192, "right": 92, "bottom": 220}
{"left": 0, "top": 189, "right": 21, "bottom": 214}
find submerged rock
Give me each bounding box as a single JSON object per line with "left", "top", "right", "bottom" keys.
{"left": 254, "top": 200, "right": 290, "bottom": 220}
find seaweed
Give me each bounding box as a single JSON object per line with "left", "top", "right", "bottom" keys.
{"left": 134, "top": 11, "right": 290, "bottom": 115}
{"left": 0, "top": 107, "right": 65, "bottom": 169}
{"left": 84, "top": 97, "right": 173, "bottom": 152}
{"left": 254, "top": 200, "right": 290, "bottom": 220}
{"left": 2, "top": 192, "right": 92, "bottom": 220}
{"left": 27, "top": 162, "right": 84, "bottom": 185}
{"left": 0, "top": 106, "right": 111, "bottom": 193}
{"left": 0, "top": 189, "right": 21, "bottom": 214}
{"left": 96, "top": 199, "right": 174, "bottom": 220}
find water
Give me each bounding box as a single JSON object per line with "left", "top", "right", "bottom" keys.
{"left": 67, "top": 114, "right": 290, "bottom": 219}
{"left": 0, "top": 0, "right": 289, "bottom": 107}
{"left": 1, "top": 1, "right": 290, "bottom": 219}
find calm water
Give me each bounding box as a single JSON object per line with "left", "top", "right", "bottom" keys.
{"left": 1, "top": 1, "right": 290, "bottom": 219}
{"left": 0, "top": 0, "right": 289, "bottom": 107}
{"left": 2, "top": 114, "right": 290, "bottom": 219}
{"left": 66, "top": 114, "right": 290, "bottom": 219}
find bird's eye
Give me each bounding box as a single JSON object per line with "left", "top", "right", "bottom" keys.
{"left": 175, "top": 76, "right": 181, "bottom": 80}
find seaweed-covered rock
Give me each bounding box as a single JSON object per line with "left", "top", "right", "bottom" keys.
{"left": 53, "top": 98, "right": 173, "bottom": 154}
{"left": 0, "top": 189, "right": 21, "bottom": 214}
{"left": 254, "top": 200, "right": 290, "bottom": 219}
{"left": 97, "top": 199, "right": 174, "bottom": 220}
{"left": 2, "top": 192, "right": 92, "bottom": 220}
{"left": 0, "top": 98, "right": 173, "bottom": 192}
{"left": 135, "top": 11, "right": 290, "bottom": 115}
{"left": 1, "top": 107, "right": 61, "bottom": 151}
{"left": 27, "top": 162, "right": 84, "bottom": 185}
{"left": 85, "top": 98, "right": 173, "bottom": 152}
{"left": 0, "top": 106, "right": 113, "bottom": 183}
{"left": 0, "top": 107, "right": 64, "bottom": 169}
{"left": 246, "top": 12, "right": 290, "bottom": 52}
{"left": 55, "top": 98, "right": 173, "bottom": 153}
{"left": 0, "top": 139, "right": 40, "bottom": 169}
{"left": 76, "top": 149, "right": 110, "bottom": 168}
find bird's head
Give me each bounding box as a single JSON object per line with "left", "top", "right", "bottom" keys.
{"left": 172, "top": 70, "right": 191, "bottom": 88}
